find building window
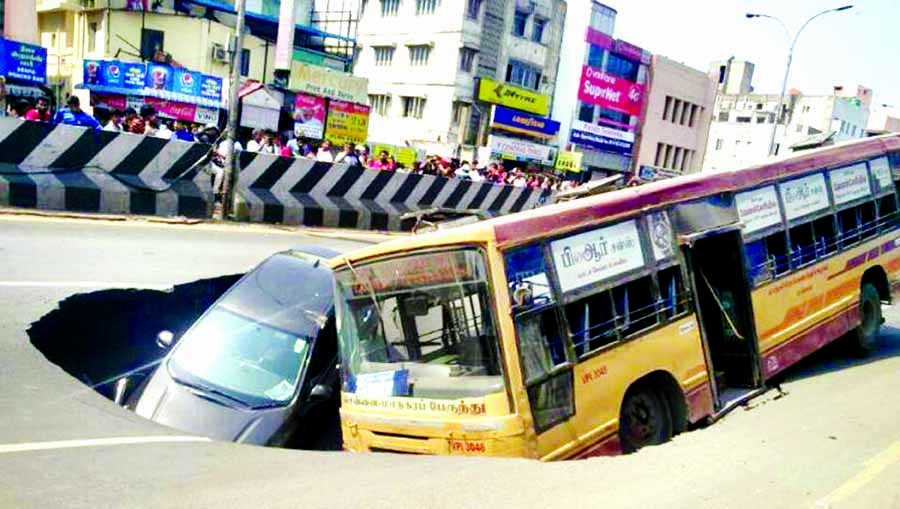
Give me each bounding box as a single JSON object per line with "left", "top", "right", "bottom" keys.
{"left": 578, "top": 103, "right": 594, "bottom": 122}
{"left": 532, "top": 18, "right": 546, "bottom": 43}
{"left": 240, "top": 48, "right": 250, "bottom": 77}
{"left": 466, "top": 0, "right": 481, "bottom": 19}
{"left": 88, "top": 22, "right": 98, "bottom": 53}
{"left": 606, "top": 53, "right": 638, "bottom": 81}
{"left": 381, "top": 0, "right": 400, "bottom": 17}
{"left": 402, "top": 96, "right": 426, "bottom": 119}
{"left": 756, "top": 116, "right": 766, "bottom": 124}
{"left": 663, "top": 96, "right": 672, "bottom": 121}
{"left": 736, "top": 116, "right": 751, "bottom": 123}
{"left": 140, "top": 28, "right": 165, "bottom": 61}
{"left": 459, "top": 47, "right": 477, "bottom": 73}
{"left": 408, "top": 45, "right": 431, "bottom": 66}
{"left": 415, "top": 0, "right": 438, "bottom": 15}
{"left": 512, "top": 10, "right": 528, "bottom": 37}
{"left": 715, "top": 139, "right": 723, "bottom": 150}
{"left": 369, "top": 94, "right": 391, "bottom": 116}
{"left": 717, "top": 111, "right": 729, "bottom": 122}
{"left": 373, "top": 46, "right": 395, "bottom": 66}
{"left": 689, "top": 104, "right": 699, "bottom": 127}
{"left": 679, "top": 102, "right": 690, "bottom": 125}
{"left": 654, "top": 143, "right": 664, "bottom": 166}
{"left": 506, "top": 59, "right": 542, "bottom": 90}
{"left": 796, "top": 123, "right": 804, "bottom": 132}
{"left": 452, "top": 101, "right": 469, "bottom": 126}
{"left": 587, "top": 44, "right": 604, "bottom": 68}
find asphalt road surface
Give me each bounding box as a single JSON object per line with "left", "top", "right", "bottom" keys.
{"left": 0, "top": 215, "right": 897, "bottom": 508}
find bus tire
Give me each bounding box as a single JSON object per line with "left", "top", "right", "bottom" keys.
{"left": 853, "top": 283, "right": 883, "bottom": 352}
{"left": 619, "top": 385, "right": 673, "bottom": 453}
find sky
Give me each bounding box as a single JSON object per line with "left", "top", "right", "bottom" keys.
{"left": 595, "top": 0, "right": 900, "bottom": 108}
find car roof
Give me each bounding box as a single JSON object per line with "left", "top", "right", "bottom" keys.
{"left": 286, "top": 244, "right": 344, "bottom": 261}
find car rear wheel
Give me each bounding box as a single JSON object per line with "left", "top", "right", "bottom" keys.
{"left": 853, "top": 283, "right": 883, "bottom": 352}
{"left": 619, "top": 385, "right": 673, "bottom": 453}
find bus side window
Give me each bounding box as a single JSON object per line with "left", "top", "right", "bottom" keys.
{"left": 838, "top": 207, "right": 860, "bottom": 247}
{"left": 612, "top": 275, "right": 658, "bottom": 338}
{"left": 813, "top": 215, "right": 839, "bottom": 256}
{"left": 744, "top": 231, "right": 789, "bottom": 286}
{"left": 517, "top": 309, "right": 567, "bottom": 384}
{"left": 859, "top": 201, "right": 877, "bottom": 240}
{"left": 789, "top": 222, "right": 816, "bottom": 268}
{"left": 878, "top": 194, "right": 899, "bottom": 232}
{"left": 657, "top": 266, "right": 687, "bottom": 320}
{"left": 565, "top": 290, "right": 617, "bottom": 357}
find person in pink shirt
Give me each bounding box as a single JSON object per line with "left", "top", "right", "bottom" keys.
{"left": 369, "top": 150, "right": 396, "bottom": 171}
{"left": 24, "top": 97, "right": 52, "bottom": 122}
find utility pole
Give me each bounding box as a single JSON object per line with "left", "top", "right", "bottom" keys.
{"left": 217, "top": 0, "right": 247, "bottom": 220}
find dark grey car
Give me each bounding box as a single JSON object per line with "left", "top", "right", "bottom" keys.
{"left": 125, "top": 245, "right": 343, "bottom": 449}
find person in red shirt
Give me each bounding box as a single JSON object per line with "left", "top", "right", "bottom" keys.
{"left": 24, "top": 97, "right": 52, "bottom": 122}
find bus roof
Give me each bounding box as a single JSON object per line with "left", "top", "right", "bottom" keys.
{"left": 331, "top": 133, "right": 900, "bottom": 267}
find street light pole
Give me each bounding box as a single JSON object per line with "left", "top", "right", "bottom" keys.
{"left": 217, "top": 0, "right": 247, "bottom": 221}
{"left": 746, "top": 5, "right": 853, "bottom": 157}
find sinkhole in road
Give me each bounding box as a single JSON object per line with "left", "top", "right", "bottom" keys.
{"left": 28, "top": 274, "right": 242, "bottom": 400}
{"left": 26, "top": 275, "right": 341, "bottom": 451}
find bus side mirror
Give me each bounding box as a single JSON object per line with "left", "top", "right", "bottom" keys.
{"left": 309, "top": 383, "right": 333, "bottom": 402}
{"left": 157, "top": 330, "right": 174, "bottom": 349}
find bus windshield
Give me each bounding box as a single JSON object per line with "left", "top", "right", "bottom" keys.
{"left": 334, "top": 248, "right": 505, "bottom": 401}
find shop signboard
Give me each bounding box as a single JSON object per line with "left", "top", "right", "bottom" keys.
{"left": 0, "top": 37, "right": 47, "bottom": 85}
{"left": 292, "top": 63, "right": 368, "bottom": 104}
{"left": 293, "top": 92, "right": 326, "bottom": 139}
{"left": 146, "top": 63, "right": 173, "bottom": 91}
{"left": 173, "top": 69, "right": 201, "bottom": 98}
{"left": 199, "top": 75, "right": 223, "bottom": 104}
{"left": 82, "top": 60, "right": 222, "bottom": 108}
{"left": 570, "top": 120, "right": 634, "bottom": 155}
{"left": 613, "top": 39, "right": 650, "bottom": 65}
{"left": 491, "top": 106, "right": 559, "bottom": 137}
{"left": 555, "top": 151, "right": 583, "bottom": 172}
{"left": 488, "top": 134, "right": 555, "bottom": 165}
{"left": 372, "top": 144, "right": 418, "bottom": 167}
{"left": 585, "top": 27, "right": 613, "bottom": 50}
{"left": 577, "top": 65, "right": 645, "bottom": 117}
{"left": 123, "top": 62, "right": 147, "bottom": 90}
{"left": 477, "top": 77, "right": 551, "bottom": 116}
{"left": 325, "top": 100, "right": 370, "bottom": 145}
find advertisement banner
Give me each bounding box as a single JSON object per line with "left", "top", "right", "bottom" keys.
{"left": 577, "top": 65, "right": 645, "bottom": 117}
{"left": 488, "top": 134, "right": 555, "bottom": 165}
{"left": 0, "top": 38, "right": 47, "bottom": 85}
{"left": 293, "top": 92, "right": 326, "bottom": 139}
{"left": 325, "top": 100, "right": 370, "bottom": 145}
{"left": 123, "top": 62, "right": 147, "bottom": 89}
{"left": 570, "top": 119, "right": 635, "bottom": 155}
{"left": 492, "top": 105, "right": 560, "bottom": 137}
{"left": 477, "top": 77, "right": 551, "bottom": 117}
{"left": 550, "top": 219, "right": 645, "bottom": 294}
{"left": 779, "top": 173, "right": 829, "bottom": 221}
{"left": 829, "top": 163, "right": 871, "bottom": 205}
{"left": 585, "top": 27, "right": 613, "bottom": 50}
{"left": 173, "top": 69, "right": 201, "bottom": 97}
{"left": 199, "top": 75, "right": 223, "bottom": 103}
{"left": 293, "top": 63, "right": 368, "bottom": 104}
{"left": 613, "top": 39, "right": 649, "bottom": 65}
{"left": 736, "top": 186, "right": 782, "bottom": 234}
{"left": 144, "top": 96, "right": 197, "bottom": 122}
{"left": 555, "top": 151, "right": 583, "bottom": 172}
{"left": 145, "top": 63, "right": 173, "bottom": 91}
{"left": 869, "top": 157, "right": 892, "bottom": 194}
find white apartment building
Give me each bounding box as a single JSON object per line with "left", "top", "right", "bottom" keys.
{"left": 702, "top": 59, "right": 871, "bottom": 172}
{"left": 353, "top": 0, "right": 566, "bottom": 156}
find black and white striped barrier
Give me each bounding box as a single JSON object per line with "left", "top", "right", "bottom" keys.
{"left": 0, "top": 117, "right": 554, "bottom": 229}
{"left": 235, "top": 153, "right": 554, "bottom": 230}
{"left": 0, "top": 117, "right": 212, "bottom": 218}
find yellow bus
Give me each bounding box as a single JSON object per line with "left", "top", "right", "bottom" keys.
{"left": 330, "top": 134, "right": 900, "bottom": 459}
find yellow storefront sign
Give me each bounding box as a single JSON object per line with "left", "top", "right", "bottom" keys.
{"left": 290, "top": 62, "right": 369, "bottom": 104}
{"left": 556, "top": 151, "right": 584, "bottom": 172}
{"left": 325, "top": 100, "right": 370, "bottom": 146}
{"left": 477, "top": 77, "right": 551, "bottom": 116}
{"left": 372, "top": 144, "right": 418, "bottom": 167}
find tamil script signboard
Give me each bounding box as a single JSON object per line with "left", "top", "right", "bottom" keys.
{"left": 829, "top": 163, "right": 871, "bottom": 205}
{"left": 779, "top": 173, "right": 829, "bottom": 221}
{"left": 736, "top": 186, "right": 782, "bottom": 234}
{"left": 550, "top": 219, "right": 644, "bottom": 293}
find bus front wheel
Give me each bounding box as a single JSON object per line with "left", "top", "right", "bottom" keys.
{"left": 619, "top": 386, "right": 673, "bottom": 453}
{"left": 853, "top": 283, "right": 883, "bottom": 352}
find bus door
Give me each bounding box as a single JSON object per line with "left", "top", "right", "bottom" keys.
{"left": 681, "top": 228, "right": 763, "bottom": 412}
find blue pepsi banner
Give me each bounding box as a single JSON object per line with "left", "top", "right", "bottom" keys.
{"left": 80, "top": 60, "right": 223, "bottom": 108}
{"left": 492, "top": 105, "right": 560, "bottom": 137}
{"left": 0, "top": 38, "right": 47, "bottom": 85}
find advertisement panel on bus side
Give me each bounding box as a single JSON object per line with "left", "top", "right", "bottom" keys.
{"left": 550, "top": 219, "right": 644, "bottom": 293}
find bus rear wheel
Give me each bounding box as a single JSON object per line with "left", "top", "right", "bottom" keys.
{"left": 619, "top": 386, "right": 673, "bottom": 453}
{"left": 853, "top": 283, "right": 883, "bottom": 352}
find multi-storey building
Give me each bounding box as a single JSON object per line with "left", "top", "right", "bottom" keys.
{"left": 634, "top": 55, "right": 716, "bottom": 176}
{"left": 703, "top": 58, "right": 872, "bottom": 171}
{"left": 552, "top": 1, "right": 651, "bottom": 177}
{"left": 354, "top": 0, "right": 566, "bottom": 160}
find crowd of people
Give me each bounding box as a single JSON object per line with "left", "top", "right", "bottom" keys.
{"left": 5, "top": 94, "right": 584, "bottom": 193}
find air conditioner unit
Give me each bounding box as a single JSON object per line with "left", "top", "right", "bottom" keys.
{"left": 211, "top": 44, "right": 228, "bottom": 64}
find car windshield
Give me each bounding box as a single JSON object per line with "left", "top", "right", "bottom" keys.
{"left": 333, "top": 248, "right": 506, "bottom": 400}
{"left": 168, "top": 252, "right": 334, "bottom": 408}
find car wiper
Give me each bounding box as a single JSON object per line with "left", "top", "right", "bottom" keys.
{"left": 171, "top": 375, "right": 250, "bottom": 408}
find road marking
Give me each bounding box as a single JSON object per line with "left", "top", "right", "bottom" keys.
{"left": 0, "top": 435, "right": 211, "bottom": 454}
{"left": 815, "top": 440, "right": 900, "bottom": 507}
{"left": 0, "top": 281, "right": 172, "bottom": 290}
